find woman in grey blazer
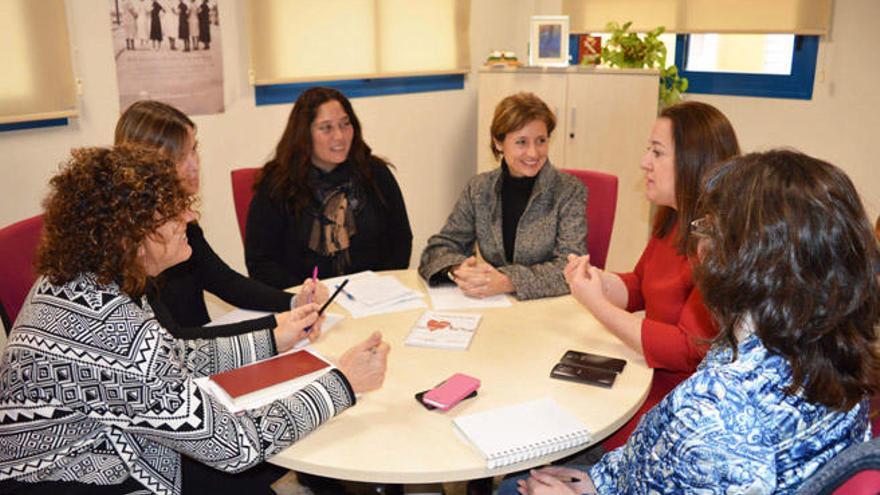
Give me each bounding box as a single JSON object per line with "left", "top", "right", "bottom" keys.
{"left": 419, "top": 92, "right": 587, "bottom": 300}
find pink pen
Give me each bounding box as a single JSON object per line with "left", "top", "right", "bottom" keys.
{"left": 303, "top": 266, "right": 319, "bottom": 334}
{"left": 308, "top": 266, "right": 318, "bottom": 304}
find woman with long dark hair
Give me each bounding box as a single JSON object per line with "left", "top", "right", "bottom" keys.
{"left": 506, "top": 150, "right": 879, "bottom": 494}
{"left": 246, "top": 87, "right": 412, "bottom": 288}
{"left": 564, "top": 101, "right": 741, "bottom": 448}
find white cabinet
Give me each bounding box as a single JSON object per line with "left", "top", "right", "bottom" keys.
{"left": 477, "top": 67, "right": 659, "bottom": 271}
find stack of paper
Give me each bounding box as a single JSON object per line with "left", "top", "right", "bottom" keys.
{"left": 324, "top": 271, "right": 426, "bottom": 318}
{"left": 427, "top": 284, "right": 512, "bottom": 310}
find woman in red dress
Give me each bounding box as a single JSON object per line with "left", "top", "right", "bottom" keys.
{"left": 565, "top": 101, "right": 740, "bottom": 448}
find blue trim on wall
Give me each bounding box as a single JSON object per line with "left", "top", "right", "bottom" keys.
{"left": 255, "top": 73, "right": 465, "bottom": 106}
{"left": 674, "top": 35, "right": 819, "bottom": 100}
{"left": 0, "top": 118, "right": 68, "bottom": 132}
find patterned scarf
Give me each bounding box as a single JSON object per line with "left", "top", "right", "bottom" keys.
{"left": 307, "top": 163, "right": 363, "bottom": 274}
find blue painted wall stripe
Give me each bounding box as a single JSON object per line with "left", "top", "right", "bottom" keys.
{"left": 0, "top": 118, "right": 69, "bottom": 132}
{"left": 255, "top": 74, "right": 465, "bottom": 106}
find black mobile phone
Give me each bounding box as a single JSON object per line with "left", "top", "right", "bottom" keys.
{"left": 560, "top": 350, "right": 627, "bottom": 374}
{"left": 550, "top": 363, "right": 617, "bottom": 388}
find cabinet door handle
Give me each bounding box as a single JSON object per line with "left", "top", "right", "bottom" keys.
{"left": 569, "top": 107, "right": 576, "bottom": 139}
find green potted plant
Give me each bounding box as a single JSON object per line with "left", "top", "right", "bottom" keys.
{"left": 601, "top": 21, "right": 688, "bottom": 107}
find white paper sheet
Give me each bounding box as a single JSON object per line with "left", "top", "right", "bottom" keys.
{"left": 323, "top": 271, "right": 427, "bottom": 318}
{"left": 427, "top": 284, "right": 512, "bottom": 310}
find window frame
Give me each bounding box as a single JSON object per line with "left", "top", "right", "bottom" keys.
{"left": 673, "top": 34, "right": 820, "bottom": 100}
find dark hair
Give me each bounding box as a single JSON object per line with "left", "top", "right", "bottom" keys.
{"left": 256, "top": 87, "right": 389, "bottom": 214}
{"left": 693, "top": 149, "right": 880, "bottom": 411}
{"left": 37, "top": 146, "right": 193, "bottom": 297}
{"left": 653, "top": 101, "right": 740, "bottom": 253}
{"left": 115, "top": 100, "right": 195, "bottom": 163}
{"left": 489, "top": 92, "right": 557, "bottom": 160}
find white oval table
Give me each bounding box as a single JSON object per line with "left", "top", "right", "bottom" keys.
{"left": 268, "top": 269, "right": 652, "bottom": 483}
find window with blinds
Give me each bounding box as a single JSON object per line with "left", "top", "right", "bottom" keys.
{"left": 247, "top": 0, "right": 470, "bottom": 87}
{"left": 0, "top": 0, "right": 77, "bottom": 128}
{"left": 685, "top": 34, "right": 796, "bottom": 75}
{"left": 564, "top": 0, "right": 829, "bottom": 100}
{"left": 563, "top": 0, "right": 832, "bottom": 35}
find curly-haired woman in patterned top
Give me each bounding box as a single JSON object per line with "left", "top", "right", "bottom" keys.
{"left": 503, "top": 150, "right": 879, "bottom": 494}
{"left": 0, "top": 145, "right": 389, "bottom": 495}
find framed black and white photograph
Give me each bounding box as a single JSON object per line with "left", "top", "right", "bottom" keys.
{"left": 108, "top": 0, "right": 224, "bottom": 115}
{"left": 529, "top": 15, "right": 569, "bottom": 67}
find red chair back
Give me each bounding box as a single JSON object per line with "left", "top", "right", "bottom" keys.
{"left": 832, "top": 471, "right": 880, "bottom": 494}
{"left": 230, "top": 168, "right": 260, "bottom": 243}
{"left": 0, "top": 215, "right": 44, "bottom": 333}
{"left": 560, "top": 168, "right": 619, "bottom": 269}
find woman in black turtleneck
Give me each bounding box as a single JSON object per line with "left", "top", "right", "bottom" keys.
{"left": 419, "top": 92, "right": 587, "bottom": 300}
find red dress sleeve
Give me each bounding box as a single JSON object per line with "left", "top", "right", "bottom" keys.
{"left": 617, "top": 230, "right": 718, "bottom": 373}
{"left": 616, "top": 238, "right": 654, "bottom": 313}
{"left": 640, "top": 286, "right": 716, "bottom": 371}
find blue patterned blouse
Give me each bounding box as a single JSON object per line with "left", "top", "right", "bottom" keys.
{"left": 589, "top": 333, "right": 870, "bottom": 494}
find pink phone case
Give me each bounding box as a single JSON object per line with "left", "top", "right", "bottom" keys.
{"left": 422, "top": 373, "right": 481, "bottom": 411}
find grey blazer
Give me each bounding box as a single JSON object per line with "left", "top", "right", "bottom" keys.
{"left": 418, "top": 162, "right": 587, "bottom": 300}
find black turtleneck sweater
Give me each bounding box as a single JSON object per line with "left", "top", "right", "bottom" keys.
{"left": 500, "top": 162, "right": 537, "bottom": 263}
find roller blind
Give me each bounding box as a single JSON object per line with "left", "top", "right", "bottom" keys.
{"left": 0, "top": 0, "right": 77, "bottom": 125}
{"left": 563, "top": 0, "right": 833, "bottom": 35}
{"left": 248, "top": 0, "right": 470, "bottom": 85}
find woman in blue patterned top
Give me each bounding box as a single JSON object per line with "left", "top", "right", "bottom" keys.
{"left": 504, "top": 150, "right": 880, "bottom": 495}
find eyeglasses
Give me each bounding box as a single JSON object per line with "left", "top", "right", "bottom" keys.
{"left": 689, "top": 216, "right": 714, "bottom": 239}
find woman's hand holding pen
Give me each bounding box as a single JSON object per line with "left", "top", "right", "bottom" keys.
{"left": 295, "top": 278, "right": 330, "bottom": 308}
{"left": 451, "top": 256, "right": 514, "bottom": 298}
{"left": 337, "top": 331, "right": 390, "bottom": 393}
{"left": 517, "top": 466, "right": 596, "bottom": 495}
{"left": 273, "top": 303, "right": 324, "bottom": 352}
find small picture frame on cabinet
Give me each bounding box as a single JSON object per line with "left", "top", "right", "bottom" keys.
{"left": 529, "top": 15, "right": 570, "bottom": 67}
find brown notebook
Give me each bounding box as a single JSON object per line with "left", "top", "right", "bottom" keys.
{"left": 210, "top": 350, "right": 330, "bottom": 398}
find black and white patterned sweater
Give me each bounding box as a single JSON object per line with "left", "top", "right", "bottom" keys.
{"left": 0, "top": 274, "right": 355, "bottom": 495}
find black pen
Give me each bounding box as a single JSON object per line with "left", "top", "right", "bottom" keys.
{"left": 318, "top": 278, "right": 349, "bottom": 316}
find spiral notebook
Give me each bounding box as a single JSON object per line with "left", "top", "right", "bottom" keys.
{"left": 453, "top": 397, "right": 591, "bottom": 469}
